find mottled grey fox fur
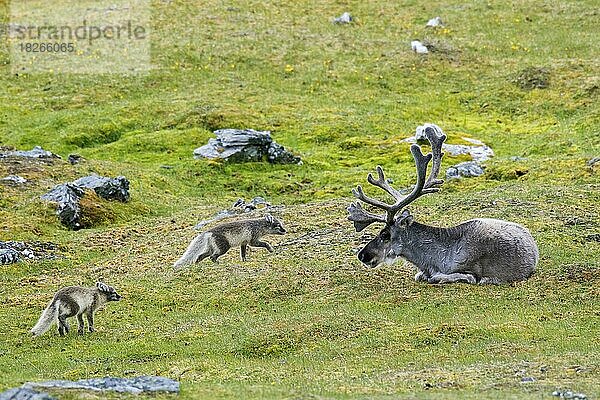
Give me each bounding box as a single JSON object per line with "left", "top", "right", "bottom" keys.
{"left": 174, "top": 214, "right": 286, "bottom": 268}
{"left": 31, "top": 282, "right": 122, "bottom": 337}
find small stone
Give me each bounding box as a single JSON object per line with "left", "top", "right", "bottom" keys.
{"left": 511, "top": 156, "right": 528, "bottom": 161}
{"left": 333, "top": 12, "right": 353, "bottom": 24}
{"left": 446, "top": 161, "right": 485, "bottom": 179}
{"left": 411, "top": 40, "right": 429, "bottom": 54}
{"left": 67, "top": 154, "right": 84, "bottom": 165}
{"left": 1, "top": 175, "right": 27, "bottom": 185}
{"left": 426, "top": 16, "right": 443, "bottom": 27}
{"left": 586, "top": 157, "right": 600, "bottom": 166}
{"left": 521, "top": 376, "right": 536, "bottom": 383}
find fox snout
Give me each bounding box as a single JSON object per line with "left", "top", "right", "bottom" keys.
{"left": 110, "top": 293, "right": 123, "bottom": 301}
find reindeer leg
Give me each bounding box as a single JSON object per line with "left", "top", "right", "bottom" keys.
{"left": 428, "top": 272, "right": 476, "bottom": 284}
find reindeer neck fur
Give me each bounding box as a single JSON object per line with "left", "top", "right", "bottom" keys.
{"left": 396, "top": 220, "right": 469, "bottom": 275}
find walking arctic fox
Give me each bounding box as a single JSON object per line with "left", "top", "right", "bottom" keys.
{"left": 31, "top": 282, "right": 122, "bottom": 337}
{"left": 174, "top": 214, "right": 286, "bottom": 268}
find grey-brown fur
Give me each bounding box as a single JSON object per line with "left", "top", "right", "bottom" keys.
{"left": 358, "top": 211, "right": 538, "bottom": 284}
{"left": 31, "top": 282, "right": 122, "bottom": 337}
{"left": 348, "top": 124, "right": 539, "bottom": 284}
{"left": 173, "top": 214, "right": 286, "bottom": 268}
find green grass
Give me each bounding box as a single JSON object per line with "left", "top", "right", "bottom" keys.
{"left": 0, "top": 0, "right": 599, "bottom": 399}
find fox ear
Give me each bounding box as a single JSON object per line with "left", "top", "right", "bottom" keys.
{"left": 265, "top": 214, "right": 274, "bottom": 225}
{"left": 96, "top": 282, "right": 109, "bottom": 292}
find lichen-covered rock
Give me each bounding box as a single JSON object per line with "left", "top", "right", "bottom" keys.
{"left": 268, "top": 142, "right": 301, "bottom": 164}
{"left": 40, "top": 183, "right": 86, "bottom": 230}
{"left": 194, "top": 129, "right": 300, "bottom": 164}
{"left": 0, "top": 388, "right": 55, "bottom": 400}
{"left": 72, "top": 174, "right": 130, "bottom": 202}
{"left": 23, "top": 376, "right": 179, "bottom": 395}
{"left": 41, "top": 174, "right": 130, "bottom": 229}
{"left": 0, "top": 146, "right": 59, "bottom": 159}
{"left": 0, "top": 248, "right": 20, "bottom": 265}
{"left": 446, "top": 161, "right": 485, "bottom": 179}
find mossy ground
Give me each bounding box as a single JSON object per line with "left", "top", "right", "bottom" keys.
{"left": 0, "top": 1, "right": 599, "bottom": 399}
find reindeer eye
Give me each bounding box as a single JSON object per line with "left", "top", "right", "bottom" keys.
{"left": 381, "top": 230, "right": 391, "bottom": 241}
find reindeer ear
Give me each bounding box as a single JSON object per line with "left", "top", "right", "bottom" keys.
{"left": 396, "top": 210, "right": 414, "bottom": 227}
{"left": 96, "top": 282, "right": 109, "bottom": 292}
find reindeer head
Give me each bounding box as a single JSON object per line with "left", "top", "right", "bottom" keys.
{"left": 348, "top": 124, "right": 446, "bottom": 267}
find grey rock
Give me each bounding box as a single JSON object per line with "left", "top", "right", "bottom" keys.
{"left": 586, "top": 157, "right": 600, "bottom": 166}
{"left": 23, "top": 376, "right": 179, "bottom": 395}
{"left": 72, "top": 174, "right": 130, "bottom": 202}
{"left": 0, "top": 241, "right": 59, "bottom": 262}
{"left": 40, "top": 183, "right": 85, "bottom": 230}
{"left": 443, "top": 143, "right": 494, "bottom": 162}
{"left": 41, "top": 174, "right": 130, "bottom": 229}
{"left": 268, "top": 142, "right": 301, "bottom": 164}
{"left": 195, "top": 197, "right": 272, "bottom": 230}
{"left": 0, "top": 146, "right": 59, "bottom": 159}
{"left": 67, "top": 154, "right": 84, "bottom": 165}
{"left": 411, "top": 40, "right": 428, "bottom": 54}
{"left": 446, "top": 161, "right": 485, "bottom": 179}
{"left": 0, "top": 388, "right": 55, "bottom": 400}
{"left": 1, "top": 175, "right": 27, "bottom": 185}
{"left": 510, "top": 156, "right": 528, "bottom": 162}
{"left": 333, "top": 12, "right": 353, "bottom": 24}
{"left": 194, "top": 129, "right": 300, "bottom": 164}
{"left": 0, "top": 248, "right": 20, "bottom": 265}
{"left": 426, "top": 16, "right": 444, "bottom": 27}
{"left": 413, "top": 125, "right": 494, "bottom": 163}
{"left": 520, "top": 376, "right": 536, "bottom": 383}
{"left": 552, "top": 390, "right": 587, "bottom": 399}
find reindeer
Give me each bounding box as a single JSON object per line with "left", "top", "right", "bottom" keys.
{"left": 347, "top": 124, "right": 538, "bottom": 284}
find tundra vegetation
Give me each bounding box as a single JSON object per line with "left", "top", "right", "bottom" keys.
{"left": 0, "top": 1, "right": 598, "bottom": 399}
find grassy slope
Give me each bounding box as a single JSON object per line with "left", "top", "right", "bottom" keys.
{"left": 0, "top": 0, "right": 599, "bottom": 399}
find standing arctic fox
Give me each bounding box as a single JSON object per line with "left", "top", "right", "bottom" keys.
{"left": 174, "top": 214, "right": 286, "bottom": 268}
{"left": 31, "top": 282, "right": 122, "bottom": 337}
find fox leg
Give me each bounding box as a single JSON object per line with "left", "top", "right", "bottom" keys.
{"left": 77, "top": 314, "right": 85, "bottom": 335}
{"left": 58, "top": 315, "right": 70, "bottom": 336}
{"left": 210, "top": 236, "right": 231, "bottom": 263}
{"left": 240, "top": 244, "right": 248, "bottom": 261}
{"left": 210, "top": 243, "right": 230, "bottom": 263}
{"left": 250, "top": 240, "right": 274, "bottom": 252}
{"left": 86, "top": 311, "right": 95, "bottom": 332}
{"left": 194, "top": 252, "right": 210, "bottom": 263}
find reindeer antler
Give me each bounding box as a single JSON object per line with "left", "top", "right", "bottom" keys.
{"left": 347, "top": 124, "right": 447, "bottom": 232}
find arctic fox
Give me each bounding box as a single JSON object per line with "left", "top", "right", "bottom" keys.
{"left": 31, "top": 282, "right": 122, "bottom": 337}
{"left": 174, "top": 214, "right": 286, "bottom": 268}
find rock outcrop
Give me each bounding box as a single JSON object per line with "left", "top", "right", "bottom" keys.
{"left": 194, "top": 129, "right": 301, "bottom": 164}
{"left": 41, "top": 174, "right": 130, "bottom": 230}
